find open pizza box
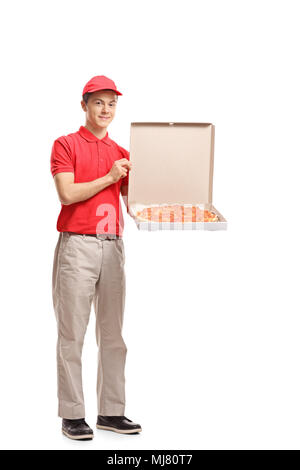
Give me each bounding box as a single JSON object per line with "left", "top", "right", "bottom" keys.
{"left": 127, "top": 122, "right": 227, "bottom": 231}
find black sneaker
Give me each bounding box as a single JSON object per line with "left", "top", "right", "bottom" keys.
{"left": 96, "top": 415, "right": 142, "bottom": 434}
{"left": 62, "top": 418, "right": 94, "bottom": 440}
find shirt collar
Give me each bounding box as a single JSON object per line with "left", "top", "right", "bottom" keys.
{"left": 78, "top": 125, "right": 112, "bottom": 146}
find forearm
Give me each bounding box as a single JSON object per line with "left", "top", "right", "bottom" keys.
{"left": 63, "top": 174, "right": 115, "bottom": 205}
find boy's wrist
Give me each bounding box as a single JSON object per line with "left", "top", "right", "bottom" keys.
{"left": 105, "top": 173, "right": 115, "bottom": 185}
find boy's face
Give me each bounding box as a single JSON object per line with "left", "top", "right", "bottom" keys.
{"left": 81, "top": 89, "right": 118, "bottom": 129}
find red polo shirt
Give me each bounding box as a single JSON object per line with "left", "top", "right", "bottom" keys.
{"left": 50, "top": 125, "right": 130, "bottom": 237}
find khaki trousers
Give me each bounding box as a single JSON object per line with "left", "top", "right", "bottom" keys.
{"left": 52, "top": 232, "right": 127, "bottom": 419}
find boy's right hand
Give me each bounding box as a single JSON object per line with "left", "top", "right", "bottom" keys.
{"left": 108, "top": 158, "right": 133, "bottom": 183}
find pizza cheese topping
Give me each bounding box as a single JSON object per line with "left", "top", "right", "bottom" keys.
{"left": 136, "top": 205, "right": 219, "bottom": 222}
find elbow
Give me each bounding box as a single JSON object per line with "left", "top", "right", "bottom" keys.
{"left": 60, "top": 199, "right": 69, "bottom": 206}
{"left": 59, "top": 192, "right": 72, "bottom": 205}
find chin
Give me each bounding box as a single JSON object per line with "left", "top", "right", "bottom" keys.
{"left": 96, "top": 121, "right": 109, "bottom": 129}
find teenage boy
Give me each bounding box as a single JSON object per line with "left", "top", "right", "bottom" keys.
{"left": 51, "top": 75, "right": 142, "bottom": 440}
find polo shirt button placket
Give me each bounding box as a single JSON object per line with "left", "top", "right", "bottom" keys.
{"left": 97, "top": 142, "right": 104, "bottom": 176}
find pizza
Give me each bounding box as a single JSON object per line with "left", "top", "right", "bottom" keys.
{"left": 136, "top": 205, "right": 219, "bottom": 222}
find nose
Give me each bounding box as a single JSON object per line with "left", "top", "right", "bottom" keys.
{"left": 102, "top": 104, "right": 110, "bottom": 113}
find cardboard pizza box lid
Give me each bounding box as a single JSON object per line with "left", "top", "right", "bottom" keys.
{"left": 127, "top": 122, "right": 227, "bottom": 229}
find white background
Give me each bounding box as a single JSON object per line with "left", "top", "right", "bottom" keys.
{"left": 0, "top": 0, "right": 299, "bottom": 450}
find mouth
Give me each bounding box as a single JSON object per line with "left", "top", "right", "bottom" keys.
{"left": 99, "top": 116, "right": 110, "bottom": 120}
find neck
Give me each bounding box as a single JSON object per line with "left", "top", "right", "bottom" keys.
{"left": 84, "top": 122, "right": 107, "bottom": 140}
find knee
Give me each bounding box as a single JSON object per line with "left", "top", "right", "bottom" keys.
{"left": 100, "top": 335, "right": 127, "bottom": 353}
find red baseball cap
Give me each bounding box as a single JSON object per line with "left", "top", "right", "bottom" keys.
{"left": 82, "top": 75, "right": 123, "bottom": 97}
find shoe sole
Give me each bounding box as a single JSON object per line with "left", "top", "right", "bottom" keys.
{"left": 96, "top": 424, "right": 142, "bottom": 434}
{"left": 62, "top": 429, "right": 94, "bottom": 440}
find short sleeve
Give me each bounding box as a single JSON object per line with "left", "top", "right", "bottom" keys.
{"left": 119, "top": 146, "right": 130, "bottom": 186}
{"left": 50, "top": 137, "right": 74, "bottom": 177}
{"left": 122, "top": 170, "right": 129, "bottom": 186}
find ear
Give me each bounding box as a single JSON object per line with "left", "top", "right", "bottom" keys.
{"left": 81, "top": 100, "right": 87, "bottom": 112}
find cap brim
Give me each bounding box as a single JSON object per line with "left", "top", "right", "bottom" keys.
{"left": 82, "top": 87, "right": 122, "bottom": 96}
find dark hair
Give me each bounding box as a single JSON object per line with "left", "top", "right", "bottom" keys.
{"left": 82, "top": 90, "right": 118, "bottom": 105}
{"left": 82, "top": 92, "right": 92, "bottom": 105}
